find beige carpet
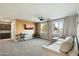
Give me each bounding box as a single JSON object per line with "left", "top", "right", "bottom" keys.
{"left": 0, "top": 39, "right": 50, "bottom": 56}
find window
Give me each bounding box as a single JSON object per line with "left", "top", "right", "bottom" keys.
{"left": 52, "top": 20, "right": 64, "bottom": 37}
{"left": 40, "top": 22, "right": 48, "bottom": 33}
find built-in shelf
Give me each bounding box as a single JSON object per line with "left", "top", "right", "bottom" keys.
{"left": 0, "top": 30, "right": 11, "bottom": 33}
{"left": 0, "top": 23, "right": 11, "bottom": 39}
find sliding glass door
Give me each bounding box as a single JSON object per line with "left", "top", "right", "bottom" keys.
{"left": 40, "top": 22, "right": 48, "bottom": 33}
{"left": 52, "top": 19, "right": 64, "bottom": 37}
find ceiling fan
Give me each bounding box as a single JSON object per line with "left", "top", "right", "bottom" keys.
{"left": 38, "top": 16, "right": 44, "bottom": 21}
{"left": 38, "top": 16, "right": 50, "bottom": 21}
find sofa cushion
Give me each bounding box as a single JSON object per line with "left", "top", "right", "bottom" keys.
{"left": 59, "top": 37, "right": 73, "bottom": 53}
{"left": 61, "top": 34, "right": 66, "bottom": 39}
{"left": 68, "top": 37, "right": 78, "bottom": 56}
{"left": 54, "top": 38, "right": 65, "bottom": 45}
{"left": 42, "top": 43, "right": 68, "bottom": 56}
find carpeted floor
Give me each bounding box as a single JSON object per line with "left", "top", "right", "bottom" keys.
{"left": 0, "top": 39, "right": 50, "bottom": 56}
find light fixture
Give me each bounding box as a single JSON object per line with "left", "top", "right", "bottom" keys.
{"left": 38, "top": 16, "right": 44, "bottom": 21}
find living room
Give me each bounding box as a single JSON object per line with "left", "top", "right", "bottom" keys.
{"left": 0, "top": 3, "right": 79, "bottom": 56}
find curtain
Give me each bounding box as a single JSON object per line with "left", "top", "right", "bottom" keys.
{"left": 63, "top": 15, "right": 77, "bottom": 36}
{"left": 77, "top": 14, "right": 79, "bottom": 48}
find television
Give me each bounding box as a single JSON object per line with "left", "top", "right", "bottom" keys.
{"left": 24, "top": 24, "right": 33, "bottom": 30}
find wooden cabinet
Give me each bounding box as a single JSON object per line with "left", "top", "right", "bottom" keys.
{"left": 0, "top": 24, "right": 11, "bottom": 39}
{"left": 0, "top": 24, "right": 11, "bottom": 30}
{"left": 0, "top": 33, "right": 11, "bottom": 39}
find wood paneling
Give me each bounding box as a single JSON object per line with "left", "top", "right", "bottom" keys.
{"left": 0, "top": 24, "right": 11, "bottom": 39}
{"left": 0, "top": 24, "right": 11, "bottom": 30}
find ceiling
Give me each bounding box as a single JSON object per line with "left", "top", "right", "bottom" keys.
{"left": 0, "top": 3, "right": 79, "bottom": 22}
